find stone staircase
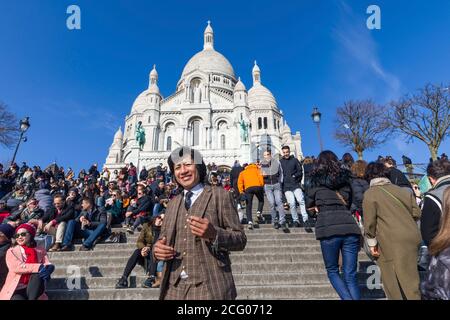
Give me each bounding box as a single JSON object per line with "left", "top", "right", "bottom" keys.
{"left": 46, "top": 201, "right": 386, "bottom": 300}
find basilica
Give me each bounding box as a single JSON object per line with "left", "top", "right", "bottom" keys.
{"left": 105, "top": 22, "right": 303, "bottom": 172}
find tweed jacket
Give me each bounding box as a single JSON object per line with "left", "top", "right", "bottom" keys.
{"left": 158, "top": 185, "right": 246, "bottom": 300}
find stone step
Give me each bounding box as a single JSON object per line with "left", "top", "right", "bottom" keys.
{"left": 70, "top": 239, "right": 320, "bottom": 251}
{"left": 46, "top": 283, "right": 383, "bottom": 300}
{"left": 51, "top": 261, "right": 378, "bottom": 278}
{"left": 47, "top": 271, "right": 380, "bottom": 290}
{"left": 46, "top": 285, "right": 338, "bottom": 300}
{"left": 48, "top": 245, "right": 324, "bottom": 259}
{"left": 48, "top": 252, "right": 372, "bottom": 266}
{"left": 121, "top": 233, "right": 317, "bottom": 242}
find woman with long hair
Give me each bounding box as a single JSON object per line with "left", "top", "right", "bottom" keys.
{"left": 306, "top": 150, "right": 361, "bottom": 300}
{"left": 0, "top": 223, "right": 54, "bottom": 300}
{"left": 421, "top": 187, "right": 450, "bottom": 299}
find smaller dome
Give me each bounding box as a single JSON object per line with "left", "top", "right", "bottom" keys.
{"left": 150, "top": 64, "right": 158, "bottom": 78}
{"left": 114, "top": 127, "right": 123, "bottom": 140}
{"left": 205, "top": 20, "right": 213, "bottom": 34}
{"left": 248, "top": 83, "right": 277, "bottom": 109}
{"left": 282, "top": 123, "right": 292, "bottom": 135}
{"left": 234, "top": 77, "right": 246, "bottom": 92}
{"left": 252, "top": 60, "right": 260, "bottom": 74}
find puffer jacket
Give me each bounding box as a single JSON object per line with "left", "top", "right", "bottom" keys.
{"left": 34, "top": 189, "right": 53, "bottom": 213}
{"left": 351, "top": 177, "right": 369, "bottom": 213}
{"left": 306, "top": 169, "right": 361, "bottom": 240}
{"left": 237, "top": 164, "right": 264, "bottom": 194}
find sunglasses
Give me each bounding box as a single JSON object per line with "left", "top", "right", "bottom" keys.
{"left": 15, "top": 232, "right": 29, "bottom": 239}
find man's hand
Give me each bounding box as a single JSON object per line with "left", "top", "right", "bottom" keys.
{"left": 141, "top": 247, "right": 150, "bottom": 257}
{"left": 44, "top": 222, "right": 53, "bottom": 233}
{"left": 187, "top": 216, "right": 217, "bottom": 242}
{"left": 370, "top": 245, "right": 380, "bottom": 258}
{"left": 125, "top": 211, "right": 133, "bottom": 218}
{"left": 153, "top": 237, "right": 175, "bottom": 261}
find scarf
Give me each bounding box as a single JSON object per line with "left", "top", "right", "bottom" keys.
{"left": 18, "top": 245, "right": 38, "bottom": 286}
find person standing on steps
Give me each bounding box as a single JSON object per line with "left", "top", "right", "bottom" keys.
{"left": 260, "top": 150, "right": 287, "bottom": 231}
{"left": 153, "top": 147, "right": 246, "bottom": 300}
{"left": 306, "top": 151, "right": 361, "bottom": 300}
{"left": 237, "top": 162, "right": 265, "bottom": 230}
{"left": 280, "top": 146, "right": 310, "bottom": 232}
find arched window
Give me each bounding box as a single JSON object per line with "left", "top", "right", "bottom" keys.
{"left": 264, "top": 117, "right": 268, "bottom": 129}
{"left": 192, "top": 120, "right": 200, "bottom": 146}
{"left": 148, "top": 116, "right": 151, "bottom": 123}
{"left": 274, "top": 119, "right": 276, "bottom": 129}
{"left": 167, "top": 136, "right": 172, "bottom": 151}
{"left": 258, "top": 117, "right": 262, "bottom": 130}
{"left": 277, "top": 120, "right": 280, "bottom": 131}
{"left": 220, "top": 135, "right": 226, "bottom": 149}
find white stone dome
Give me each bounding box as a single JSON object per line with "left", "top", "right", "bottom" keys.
{"left": 234, "top": 77, "right": 246, "bottom": 92}
{"left": 248, "top": 83, "right": 277, "bottom": 109}
{"left": 181, "top": 49, "right": 236, "bottom": 79}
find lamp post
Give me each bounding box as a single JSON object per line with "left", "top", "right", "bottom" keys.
{"left": 311, "top": 107, "right": 323, "bottom": 152}
{"left": 11, "top": 117, "right": 30, "bottom": 166}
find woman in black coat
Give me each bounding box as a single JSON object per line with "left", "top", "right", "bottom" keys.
{"left": 305, "top": 151, "right": 361, "bottom": 300}
{"left": 350, "top": 160, "right": 369, "bottom": 216}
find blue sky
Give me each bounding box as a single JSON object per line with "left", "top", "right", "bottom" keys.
{"left": 0, "top": 0, "right": 449, "bottom": 173}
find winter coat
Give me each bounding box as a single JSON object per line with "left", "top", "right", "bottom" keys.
{"left": 280, "top": 155, "right": 303, "bottom": 192}
{"left": 306, "top": 169, "right": 361, "bottom": 240}
{"left": 34, "top": 189, "right": 53, "bottom": 213}
{"left": 421, "top": 175, "right": 450, "bottom": 246}
{"left": 0, "top": 246, "right": 50, "bottom": 300}
{"left": 0, "top": 242, "right": 11, "bottom": 290}
{"left": 3, "top": 208, "right": 44, "bottom": 225}
{"left": 128, "top": 195, "right": 153, "bottom": 217}
{"left": 136, "top": 222, "right": 153, "bottom": 250}
{"left": 139, "top": 169, "right": 149, "bottom": 181}
{"left": 237, "top": 164, "right": 264, "bottom": 194}
{"left": 42, "top": 204, "right": 75, "bottom": 224}
{"left": 350, "top": 178, "right": 369, "bottom": 213}
{"left": 230, "top": 165, "right": 243, "bottom": 191}
{"left": 363, "top": 178, "right": 422, "bottom": 300}
{"left": 260, "top": 159, "right": 283, "bottom": 185}
{"left": 421, "top": 247, "right": 450, "bottom": 300}
{"left": 78, "top": 208, "right": 107, "bottom": 229}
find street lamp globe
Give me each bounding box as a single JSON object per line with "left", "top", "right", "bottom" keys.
{"left": 311, "top": 107, "right": 321, "bottom": 124}
{"left": 20, "top": 117, "right": 30, "bottom": 132}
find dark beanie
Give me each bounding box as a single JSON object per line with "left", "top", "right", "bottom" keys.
{"left": 0, "top": 224, "right": 15, "bottom": 240}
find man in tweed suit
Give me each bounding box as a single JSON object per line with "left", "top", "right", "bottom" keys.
{"left": 153, "top": 147, "right": 247, "bottom": 300}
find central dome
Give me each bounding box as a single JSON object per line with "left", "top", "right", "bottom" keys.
{"left": 181, "top": 49, "right": 236, "bottom": 79}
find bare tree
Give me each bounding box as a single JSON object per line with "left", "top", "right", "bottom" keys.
{"left": 334, "top": 99, "right": 391, "bottom": 160}
{"left": 0, "top": 101, "right": 19, "bottom": 149}
{"left": 388, "top": 83, "right": 450, "bottom": 161}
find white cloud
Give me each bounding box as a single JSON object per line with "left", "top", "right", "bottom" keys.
{"left": 332, "top": 1, "right": 403, "bottom": 101}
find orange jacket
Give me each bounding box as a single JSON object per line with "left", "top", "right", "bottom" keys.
{"left": 238, "top": 164, "right": 264, "bottom": 193}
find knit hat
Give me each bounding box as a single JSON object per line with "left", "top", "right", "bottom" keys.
{"left": 16, "top": 223, "right": 37, "bottom": 238}
{"left": 0, "top": 224, "right": 15, "bottom": 240}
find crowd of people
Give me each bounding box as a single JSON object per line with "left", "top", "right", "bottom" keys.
{"left": 0, "top": 149, "right": 449, "bottom": 300}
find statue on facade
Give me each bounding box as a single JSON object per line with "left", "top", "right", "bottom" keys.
{"left": 135, "top": 121, "right": 146, "bottom": 151}
{"left": 194, "top": 83, "right": 202, "bottom": 103}
{"left": 239, "top": 119, "right": 249, "bottom": 143}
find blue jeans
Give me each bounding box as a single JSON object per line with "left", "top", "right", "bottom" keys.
{"left": 63, "top": 219, "right": 107, "bottom": 249}
{"left": 153, "top": 203, "right": 162, "bottom": 217}
{"left": 264, "top": 183, "right": 285, "bottom": 224}
{"left": 320, "top": 234, "right": 361, "bottom": 300}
